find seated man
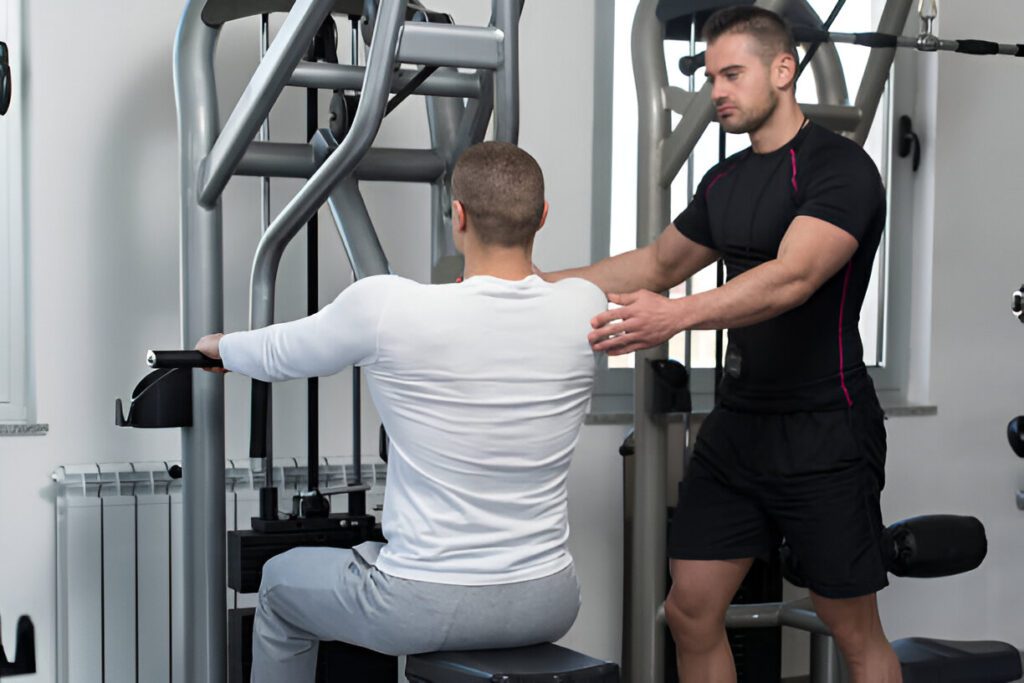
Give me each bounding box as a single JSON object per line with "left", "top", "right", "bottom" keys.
{"left": 196, "top": 142, "right": 608, "bottom": 683}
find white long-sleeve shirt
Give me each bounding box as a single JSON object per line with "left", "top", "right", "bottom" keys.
{"left": 220, "top": 274, "right": 607, "bottom": 585}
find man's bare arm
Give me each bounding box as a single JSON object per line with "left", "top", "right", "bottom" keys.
{"left": 543, "top": 225, "right": 719, "bottom": 294}
{"left": 589, "top": 216, "right": 858, "bottom": 354}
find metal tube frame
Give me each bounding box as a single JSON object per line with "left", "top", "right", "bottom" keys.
{"left": 198, "top": 0, "right": 336, "bottom": 207}
{"left": 628, "top": 1, "right": 913, "bottom": 681}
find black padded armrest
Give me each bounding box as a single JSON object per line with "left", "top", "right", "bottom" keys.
{"left": 883, "top": 515, "right": 987, "bottom": 578}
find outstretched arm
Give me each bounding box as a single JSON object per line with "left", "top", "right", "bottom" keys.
{"left": 589, "top": 217, "right": 858, "bottom": 355}
{"left": 542, "top": 225, "right": 719, "bottom": 295}
{"left": 197, "top": 277, "right": 393, "bottom": 381}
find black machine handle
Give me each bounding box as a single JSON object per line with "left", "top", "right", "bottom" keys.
{"left": 897, "top": 115, "right": 921, "bottom": 172}
{"left": 0, "top": 41, "right": 12, "bottom": 117}
{"left": 1008, "top": 417, "right": 1024, "bottom": 458}
{"left": 147, "top": 350, "right": 223, "bottom": 369}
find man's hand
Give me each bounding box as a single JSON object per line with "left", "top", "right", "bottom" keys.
{"left": 195, "top": 333, "right": 228, "bottom": 373}
{"left": 588, "top": 290, "right": 682, "bottom": 355}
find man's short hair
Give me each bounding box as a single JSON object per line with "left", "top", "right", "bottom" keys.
{"left": 702, "top": 6, "right": 799, "bottom": 65}
{"left": 451, "top": 142, "right": 545, "bottom": 248}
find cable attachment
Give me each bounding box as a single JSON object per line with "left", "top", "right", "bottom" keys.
{"left": 1012, "top": 284, "right": 1024, "bottom": 323}
{"left": 917, "top": 0, "right": 940, "bottom": 51}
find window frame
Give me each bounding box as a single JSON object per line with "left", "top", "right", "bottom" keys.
{"left": 589, "top": 0, "right": 918, "bottom": 412}
{"left": 0, "top": 0, "right": 30, "bottom": 424}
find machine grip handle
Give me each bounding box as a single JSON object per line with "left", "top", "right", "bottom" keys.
{"left": 146, "top": 350, "right": 223, "bottom": 369}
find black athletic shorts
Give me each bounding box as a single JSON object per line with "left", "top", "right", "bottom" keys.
{"left": 668, "top": 394, "right": 889, "bottom": 599}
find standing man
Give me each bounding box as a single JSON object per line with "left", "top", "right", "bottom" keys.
{"left": 544, "top": 7, "right": 899, "bottom": 682}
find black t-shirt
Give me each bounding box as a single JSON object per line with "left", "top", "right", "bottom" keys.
{"left": 673, "top": 122, "right": 886, "bottom": 412}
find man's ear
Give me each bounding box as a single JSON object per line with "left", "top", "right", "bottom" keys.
{"left": 773, "top": 51, "right": 797, "bottom": 91}
{"left": 538, "top": 201, "right": 550, "bottom": 231}
{"left": 452, "top": 200, "right": 468, "bottom": 232}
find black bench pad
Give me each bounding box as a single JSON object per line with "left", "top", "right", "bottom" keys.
{"left": 895, "top": 637, "right": 1022, "bottom": 683}
{"left": 405, "top": 642, "right": 620, "bottom": 683}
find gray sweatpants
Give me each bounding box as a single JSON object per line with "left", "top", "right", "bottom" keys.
{"left": 251, "top": 542, "right": 581, "bottom": 683}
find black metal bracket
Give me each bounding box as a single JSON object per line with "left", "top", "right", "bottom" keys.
{"left": 898, "top": 115, "right": 921, "bottom": 172}
{"left": 0, "top": 614, "right": 36, "bottom": 677}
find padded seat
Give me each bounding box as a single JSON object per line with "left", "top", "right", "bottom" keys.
{"left": 405, "top": 643, "right": 620, "bottom": 683}
{"left": 894, "top": 637, "right": 1022, "bottom": 683}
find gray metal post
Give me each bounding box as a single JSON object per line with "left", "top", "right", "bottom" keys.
{"left": 172, "top": 2, "right": 225, "bottom": 682}
{"left": 628, "top": 4, "right": 671, "bottom": 680}
{"left": 492, "top": 0, "right": 521, "bottom": 142}
{"left": 850, "top": 0, "right": 913, "bottom": 144}
{"left": 810, "top": 633, "right": 848, "bottom": 683}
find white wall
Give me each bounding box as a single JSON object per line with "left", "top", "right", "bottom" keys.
{"left": 0, "top": 1, "right": 624, "bottom": 679}
{"left": 876, "top": 0, "right": 1024, "bottom": 647}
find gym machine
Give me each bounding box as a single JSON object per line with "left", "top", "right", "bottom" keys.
{"left": 117, "top": 1, "right": 620, "bottom": 681}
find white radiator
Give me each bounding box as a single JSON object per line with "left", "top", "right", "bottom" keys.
{"left": 53, "top": 458, "right": 387, "bottom": 683}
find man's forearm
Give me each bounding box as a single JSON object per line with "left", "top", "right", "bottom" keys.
{"left": 675, "top": 259, "right": 813, "bottom": 331}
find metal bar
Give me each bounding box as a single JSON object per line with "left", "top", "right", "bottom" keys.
{"left": 172, "top": 2, "right": 225, "bottom": 682}
{"left": 354, "top": 148, "right": 445, "bottom": 182}
{"left": 237, "top": 142, "right": 318, "bottom": 177}
{"left": 803, "top": 103, "right": 863, "bottom": 132}
{"left": 290, "top": 61, "right": 483, "bottom": 98}
{"left": 724, "top": 603, "right": 783, "bottom": 629}
{"left": 326, "top": 176, "right": 391, "bottom": 279}
{"left": 850, "top": 0, "right": 914, "bottom": 144}
{"left": 810, "top": 633, "right": 847, "bottom": 683}
{"left": 260, "top": 13, "right": 271, "bottom": 234}
{"left": 660, "top": 81, "right": 714, "bottom": 189}
{"left": 398, "top": 22, "right": 503, "bottom": 69}
{"left": 249, "top": 0, "right": 406, "bottom": 331}
{"left": 319, "top": 483, "right": 372, "bottom": 496}
{"left": 493, "top": 0, "right": 521, "bottom": 142}
{"left": 236, "top": 144, "right": 445, "bottom": 182}
{"left": 197, "top": 0, "right": 335, "bottom": 207}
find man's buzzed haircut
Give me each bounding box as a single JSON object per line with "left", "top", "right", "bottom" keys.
{"left": 451, "top": 141, "right": 545, "bottom": 248}
{"left": 703, "top": 6, "right": 799, "bottom": 65}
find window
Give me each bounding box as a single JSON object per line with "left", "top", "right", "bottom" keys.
{"left": 0, "top": 0, "right": 29, "bottom": 424}
{"left": 593, "top": 0, "right": 912, "bottom": 405}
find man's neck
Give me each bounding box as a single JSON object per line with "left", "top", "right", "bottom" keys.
{"left": 462, "top": 246, "right": 534, "bottom": 281}
{"left": 748, "top": 100, "right": 806, "bottom": 154}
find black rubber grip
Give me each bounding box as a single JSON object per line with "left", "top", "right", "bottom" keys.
{"left": 147, "top": 350, "right": 223, "bottom": 368}
{"left": 956, "top": 39, "right": 1000, "bottom": 55}
{"left": 250, "top": 380, "right": 271, "bottom": 459}
{"left": 791, "top": 26, "right": 830, "bottom": 44}
{"left": 853, "top": 32, "right": 899, "bottom": 48}
{"left": 1017, "top": 44, "right": 1024, "bottom": 57}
